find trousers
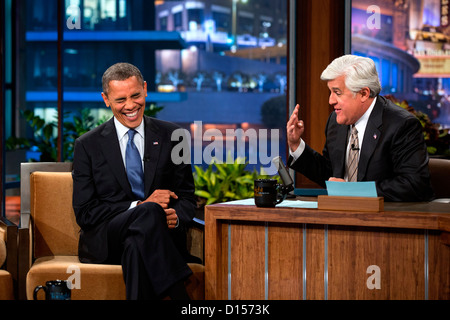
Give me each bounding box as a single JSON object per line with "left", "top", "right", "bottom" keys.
{"left": 105, "top": 202, "right": 192, "bottom": 299}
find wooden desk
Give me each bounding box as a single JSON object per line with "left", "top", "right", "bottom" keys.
{"left": 205, "top": 198, "right": 450, "bottom": 300}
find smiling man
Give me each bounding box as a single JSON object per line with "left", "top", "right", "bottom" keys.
{"left": 286, "top": 55, "right": 434, "bottom": 202}
{"left": 72, "top": 62, "right": 196, "bottom": 299}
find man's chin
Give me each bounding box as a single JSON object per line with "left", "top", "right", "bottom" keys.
{"left": 119, "top": 116, "right": 144, "bottom": 129}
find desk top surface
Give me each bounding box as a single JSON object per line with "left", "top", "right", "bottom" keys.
{"left": 205, "top": 197, "right": 450, "bottom": 232}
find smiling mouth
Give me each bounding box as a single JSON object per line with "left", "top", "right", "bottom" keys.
{"left": 124, "top": 108, "right": 140, "bottom": 118}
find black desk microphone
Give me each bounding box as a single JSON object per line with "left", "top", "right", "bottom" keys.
{"left": 272, "top": 156, "right": 295, "bottom": 198}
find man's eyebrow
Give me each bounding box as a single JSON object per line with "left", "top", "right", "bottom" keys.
{"left": 114, "top": 92, "right": 140, "bottom": 101}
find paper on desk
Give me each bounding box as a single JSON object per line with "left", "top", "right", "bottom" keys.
{"left": 277, "top": 200, "right": 318, "bottom": 208}
{"left": 219, "top": 198, "right": 318, "bottom": 209}
{"left": 325, "top": 181, "right": 378, "bottom": 197}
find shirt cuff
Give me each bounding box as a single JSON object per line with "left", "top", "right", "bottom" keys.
{"left": 129, "top": 200, "right": 141, "bottom": 210}
{"left": 289, "top": 139, "right": 306, "bottom": 163}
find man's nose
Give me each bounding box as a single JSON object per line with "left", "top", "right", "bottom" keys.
{"left": 329, "top": 94, "right": 336, "bottom": 105}
{"left": 124, "top": 99, "right": 135, "bottom": 109}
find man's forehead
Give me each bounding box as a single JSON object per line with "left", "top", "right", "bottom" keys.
{"left": 108, "top": 77, "right": 144, "bottom": 92}
{"left": 327, "top": 76, "right": 346, "bottom": 90}
{"left": 108, "top": 76, "right": 139, "bottom": 86}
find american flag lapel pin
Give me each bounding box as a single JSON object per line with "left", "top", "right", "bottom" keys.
{"left": 373, "top": 133, "right": 377, "bottom": 140}
{"left": 153, "top": 141, "right": 159, "bottom": 145}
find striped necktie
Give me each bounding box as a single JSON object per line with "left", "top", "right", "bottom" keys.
{"left": 347, "top": 125, "right": 359, "bottom": 182}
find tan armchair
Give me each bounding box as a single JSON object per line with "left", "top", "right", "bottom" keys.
{"left": 18, "top": 163, "right": 204, "bottom": 300}
{"left": 0, "top": 217, "right": 17, "bottom": 300}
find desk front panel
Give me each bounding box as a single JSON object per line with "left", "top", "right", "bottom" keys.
{"left": 205, "top": 205, "right": 450, "bottom": 300}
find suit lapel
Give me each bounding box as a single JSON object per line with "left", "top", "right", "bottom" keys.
{"left": 99, "top": 118, "right": 134, "bottom": 198}
{"left": 143, "top": 116, "right": 162, "bottom": 197}
{"left": 358, "top": 97, "right": 383, "bottom": 180}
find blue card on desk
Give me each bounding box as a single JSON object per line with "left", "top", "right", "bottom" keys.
{"left": 325, "top": 181, "right": 378, "bottom": 197}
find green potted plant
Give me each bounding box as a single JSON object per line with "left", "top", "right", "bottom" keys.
{"left": 193, "top": 156, "right": 278, "bottom": 218}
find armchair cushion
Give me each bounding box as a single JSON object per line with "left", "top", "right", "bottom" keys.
{"left": 27, "top": 256, "right": 204, "bottom": 300}
{"left": 27, "top": 256, "right": 125, "bottom": 300}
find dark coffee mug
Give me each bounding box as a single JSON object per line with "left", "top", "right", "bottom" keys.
{"left": 33, "top": 280, "right": 71, "bottom": 300}
{"left": 254, "top": 179, "right": 285, "bottom": 207}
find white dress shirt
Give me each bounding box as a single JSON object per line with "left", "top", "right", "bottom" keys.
{"left": 114, "top": 117, "right": 145, "bottom": 208}
{"left": 114, "top": 117, "right": 145, "bottom": 168}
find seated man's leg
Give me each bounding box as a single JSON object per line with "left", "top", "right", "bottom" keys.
{"left": 106, "top": 202, "right": 192, "bottom": 299}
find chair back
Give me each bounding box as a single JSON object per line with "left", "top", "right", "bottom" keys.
{"left": 428, "top": 158, "right": 450, "bottom": 199}
{"left": 30, "top": 172, "right": 79, "bottom": 258}
{"left": 21, "top": 162, "right": 73, "bottom": 218}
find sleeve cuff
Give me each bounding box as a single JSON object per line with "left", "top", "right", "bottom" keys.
{"left": 128, "top": 200, "right": 141, "bottom": 210}
{"left": 289, "top": 139, "right": 306, "bottom": 163}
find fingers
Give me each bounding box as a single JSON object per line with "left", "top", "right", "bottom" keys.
{"left": 140, "top": 194, "right": 179, "bottom": 228}
{"left": 328, "top": 177, "right": 345, "bottom": 182}
{"left": 287, "top": 104, "right": 305, "bottom": 151}
{"left": 287, "top": 104, "right": 300, "bottom": 126}
{"left": 287, "top": 104, "right": 304, "bottom": 131}
{"left": 165, "top": 208, "right": 178, "bottom": 229}
{"left": 146, "top": 190, "right": 178, "bottom": 208}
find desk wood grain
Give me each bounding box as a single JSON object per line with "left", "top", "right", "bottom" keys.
{"left": 205, "top": 200, "right": 450, "bottom": 300}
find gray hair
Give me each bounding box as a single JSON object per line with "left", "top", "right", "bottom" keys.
{"left": 102, "top": 62, "right": 145, "bottom": 96}
{"left": 320, "top": 55, "right": 381, "bottom": 97}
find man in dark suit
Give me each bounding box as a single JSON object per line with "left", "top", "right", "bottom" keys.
{"left": 287, "top": 55, "right": 434, "bottom": 202}
{"left": 72, "top": 62, "right": 196, "bottom": 299}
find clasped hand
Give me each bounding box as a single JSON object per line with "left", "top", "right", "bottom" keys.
{"left": 140, "top": 190, "right": 179, "bottom": 229}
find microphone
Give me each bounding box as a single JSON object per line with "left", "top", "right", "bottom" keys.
{"left": 143, "top": 155, "right": 150, "bottom": 162}
{"left": 272, "top": 157, "right": 294, "bottom": 197}
{"left": 351, "top": 144, "right": 360, "bottom": 151}
{"left": 272, "top": 156, "right": 293, "bottom": 187}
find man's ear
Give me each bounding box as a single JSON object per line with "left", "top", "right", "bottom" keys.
{"left": 359, "top": 87, "right": 371, "bottom": 102}
{"left": 101, "top": 92, "right": 110, "bottom": 108}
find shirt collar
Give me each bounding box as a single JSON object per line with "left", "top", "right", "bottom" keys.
{"left": 354, "top": 96, "right": 377, "bottom": 132}
{"left": 114, "top": 117, "right": 145, "bottom": 141}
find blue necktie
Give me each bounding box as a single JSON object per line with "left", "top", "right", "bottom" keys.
{"left": 126, "top": 129, "right": 145, "bottom": 199}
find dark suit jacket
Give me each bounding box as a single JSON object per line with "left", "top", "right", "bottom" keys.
{"left": 72, "top": 116, "right": 196, "bottom": 263}
{"left": 289, "top": 96, "right": 434, "bottom": 202}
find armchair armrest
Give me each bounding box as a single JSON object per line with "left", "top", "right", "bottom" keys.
{"left": 18, "top": 212, "right": 31, "bottom": 300}
{"left": 0, "top": 217, "right": 18, "bottom": 299}
{"left": 0, "top": 217, "right": 18, "bottom": 279}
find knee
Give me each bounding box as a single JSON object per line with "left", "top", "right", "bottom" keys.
{"left": 133, "top": 202, "right": 166, "bottom": 225}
